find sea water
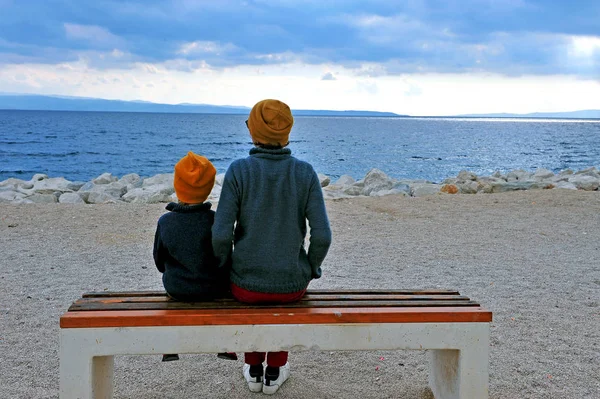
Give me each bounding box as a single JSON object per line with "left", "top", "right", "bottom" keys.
{"left": 1, "top": 110, "right": 599, "bottom": 183}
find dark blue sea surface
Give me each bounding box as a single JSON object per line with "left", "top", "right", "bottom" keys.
{"left": 1, "top": 110, "right": 599, "bottom": 183}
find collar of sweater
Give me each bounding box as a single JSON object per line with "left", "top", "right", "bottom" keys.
{"left": 249, "top": 147, "right": 292, "bottom": 159}
{"left": 165, "top": 202, "right": 212, "bottom": 213}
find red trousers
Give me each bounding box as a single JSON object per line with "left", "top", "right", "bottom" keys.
{"left": 231, "top": 283, "right": 306, "bottom": 367}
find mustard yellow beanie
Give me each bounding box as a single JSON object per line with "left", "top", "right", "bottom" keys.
{"left": 247, "top": 99, "right": 294, "bottom": 147}
{"left": 173, "top": 151, "right": 216, "bottom": 204}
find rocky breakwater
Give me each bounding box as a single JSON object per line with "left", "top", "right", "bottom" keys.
{"left": 321, "top": 167, "right": 600, "bottom": 199}
{"left": 0, "top": 167, "right": 599, "bottom": 204}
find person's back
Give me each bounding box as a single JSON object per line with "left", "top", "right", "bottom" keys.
{"left": 154, "top": 151, "right": 228, "bottom": 301}
{"left": 213, "top": 99, "right": 332, "bottom": 394}
{"left": 219, "top": 149, "right": 329, "bottom": 293}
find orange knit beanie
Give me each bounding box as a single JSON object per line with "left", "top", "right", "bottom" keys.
{"left": 247, "top": 99, "right": 294, "bottom": 147}
{"left": 173, "top": 151, "right": 216, "bottom": 204}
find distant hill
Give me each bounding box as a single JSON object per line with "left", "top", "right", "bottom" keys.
{"left": 458, "top": 110, "right": 600, "bottom": 119}
{"left": 0, "top": 94, "right": 402, "bottom": 117}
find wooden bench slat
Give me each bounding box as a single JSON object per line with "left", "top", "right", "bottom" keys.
{"left": 60, "top": 306, "right": 492, "bottom": 328}
{"left": 68, "top": 299, "right": 480, "bottom": 312}
{"left": 81, "top": 289, "right": 461, "bottom": 298}
{"left": 73, "top": 294, "right": 472, "bottom": 306}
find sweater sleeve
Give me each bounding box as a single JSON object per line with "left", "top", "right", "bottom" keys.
{"left": 153, "top": 223, "right": 166, "bottom": 273}
{"left": 305, "top": 171, "right": 332, "bottom": 278}
{"left": 212, "top": 167, "right": 239, "bottom": 268}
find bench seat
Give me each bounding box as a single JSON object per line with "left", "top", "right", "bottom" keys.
{"left": 59, "top": 289, "right": 492, "bottom": 399}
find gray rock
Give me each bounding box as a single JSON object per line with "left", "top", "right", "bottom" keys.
{"left": 568, "top": 175, "right": 600, "bottom": 191}
{"left": 66, "top": 181, "right": 86, "bottom": 191}
{"left": 370, "top": 188, "right": 409, "bottom": 197}
{"left": 533, "top": 168, "right": 554, "bottom": 180}
{"left": 143, "top": 173, "right": 174, "bottom": 187}
{"left": 31, "top": 177, "right": 74, "bottom": 194}
{"left": 59, "top": 192, "right": 86, "bottom": 204}
{"left": 0, "top": 178, "right": 32, "bottom": 189}
{"left": 555, "top": 181, "right": 578, "bottom": 190}
{"left": 457, "top": 181, "right": 480, "bottom": 194}
{"left": 30, "top": 174, "right": 48, "bottom": 182}
{"left": 506, "top": 169, "right": 532, "bottom": 182}
{"left": 318, "top": 173, "right": 331, "bottom": 188}
{"left": 457, "top": 170, "right": 478, "bottom": 181}
{"left": 119, "top": 174, "right": 142, "bottom": 190}
{"left": 122, "top": 185, "right": 174, "bottom": 204}
{"left": 391, "top": 183, "right": 411, "bottom": 196}
{"left": 0, "top": 190, "right": 25, "bottom": 203}
{"left": 411, "top": 184, "right": 441, "bottom": 197}
{"left": 335, "top": 175, "right": 355, "bottom": 186}
{"left": 215, "top": 173, "right": 225, "bottom": 186}
{"left": 92, "top": 173, "right": 118, "bottom": 184}
{"left": 343, "top": 186, "right": 364, "bottom": 196}
{"left": 25, "top": 193, "right": 58, "bottom": 203}
{"left": 488, "top": 181, "right": 553, "bottom": 193}
{"left": 208, "top": 184, "right": 222, "bottom": 200}
{"left": 363, "top": 168, "right": 394, "bottom": 195}
{"left": 575, "top": 167, "right": 600, "bottom": 179}
{"left": 87, "top": 191, "right": 120, "bottom": 204}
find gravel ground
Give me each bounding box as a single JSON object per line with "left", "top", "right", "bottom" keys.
{"left": 1, "top": 189, "right": 599, "bottom": 398}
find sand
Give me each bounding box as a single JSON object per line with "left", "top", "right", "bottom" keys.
{"left": 1, "top": 190, "right": 599, "bottom": 398}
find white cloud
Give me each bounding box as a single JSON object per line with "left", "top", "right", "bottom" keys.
{"left": 177, "top": 41, "right": 237, "bottom": 55}
{"left": 63, "top": 23, "right": 124, "bottom": 48}
{"left": 570, "top": 35, "right": 600, "bottom": 57}
{"left": 1, "top": 60, "right": 599, "bottom": 116}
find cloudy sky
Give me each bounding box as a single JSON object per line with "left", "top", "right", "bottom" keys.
{"left": 1, "top": 0, "right": 599, "bottom": 115}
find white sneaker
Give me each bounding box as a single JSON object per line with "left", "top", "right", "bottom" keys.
{"left": 243, "top": 363, "right": 263, "bottom": 393}
{"left": 262, "top": 362, "right": 290, "bottom": 395}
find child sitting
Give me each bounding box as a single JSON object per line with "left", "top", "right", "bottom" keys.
{"left": 212, "top": 99, "right": 332, "bottom": 394}
{"left": 153, "top": 151, "right": 236, "bottom": 362}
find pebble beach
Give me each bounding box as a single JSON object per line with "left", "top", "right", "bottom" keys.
{"left": 1, "top": 189, "right": 599, "bottom": 398}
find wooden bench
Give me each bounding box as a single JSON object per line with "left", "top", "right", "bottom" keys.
{"left": 59, "top": 289, "right": 492, "bottom": 399}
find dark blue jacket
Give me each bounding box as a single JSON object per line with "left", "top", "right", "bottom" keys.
{"left": 153, "top": 202, "right": 229, "bottom": 301}
{"left": 212, "top": 147, "right": 332, "bottom": 293}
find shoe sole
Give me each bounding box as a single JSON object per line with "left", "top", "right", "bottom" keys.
{"left": 248, "top": 381, "right": 263, "bottom": 393}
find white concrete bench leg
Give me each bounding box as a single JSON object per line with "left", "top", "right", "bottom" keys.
{"left": 428, "top": 330, "right": 489, "bottom": 399}
{"left": 60, "top": 331, "right": 114, "bottom": 399}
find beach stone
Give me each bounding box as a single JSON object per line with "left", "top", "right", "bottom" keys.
{"left": 318, "top": 173, "right": 331, "bottom": 188}
{"left": 122, "top": 185, "right": 173, "bottom": 203}
{"left": 0, "top": 178, "right": 33, "bottom": 189}
{"left": 492, "top": 171, "right": 504, "bottom": 179}
{"left": 79, "top": 181, "right": 127, "bottom": 199}
{"left": 370, "top": 188, "right": 409, "bottom": 197}
{"left": 488, "top": 181, "right": 553, "bottom": 193}
{"left": 335, "top": 175, "right": 355, "bottom": 186}
{"left": 87, "top": 191, "right": 120, "bottom": 204}
{"left": 363, "top": 168, "right": 394, "bottom": 195}
{"left": 30, "top": 173, "right": 48, "bottom": 182}
{"left": 391, "top": 183, "right": 411, "bottom": 196}
{"left": 533, "top": 168, "right": 554, "bottom": 180}
{"left": 575, "top": 167, "right": 600, "bottom": 179}
{"left": 343, "top": 186, "right": 364, "bottom": 196}
{"left": 411, "top": 184, "right": 441, "bottom": 197}
{"left": 215, "top": 173, "right": 225, "bottom": 186}
{"left": 66, "top": 181, "right": 86, "bottom": 191}
{"left": 0, "top": 190, "right": 24, "bottom": 203}
{"left": 441, "top": 184, "right": 459, "bottom": 194}
{"left": 32, "top": 177, "right": 75, "bottom": 194}
{"left": 457, "top": 181, "right": 480, "bottom": 194}
{"left": 568, "top": 175, "right": 600, "bottom": 191}
{"left": 208, "top": 184, "right": 222, "bottom": 200}
{"left": 143, "top": 173, "right": 174, "bottom": 187}
{"left": 555, "top": 181, "right": 578, "bottom": 190}
{"left": 25, "top": 193, "right": 58, "bottom": 203}
{"left": 457, "top": 170, "right": 478, "bottom": 181}
{"left": 119, "top": 174, "right": 142, "bottom": 190}
{"left": 59, "top": 192, "right": 86, "bottom": 204}
{"left": 506, "top": 169, "right": 532, "bottom": 182}
{"left": 92, "top": 172, "right": 118, "bottom": 184}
